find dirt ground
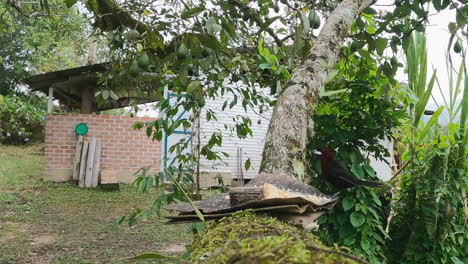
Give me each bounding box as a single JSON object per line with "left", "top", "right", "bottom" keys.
{"left": 0, "top": 144, "right": 191, "bottom": 264}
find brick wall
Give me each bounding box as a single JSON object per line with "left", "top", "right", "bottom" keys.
{"left": 44, "top": 114, "right": 161, "bottom": 183}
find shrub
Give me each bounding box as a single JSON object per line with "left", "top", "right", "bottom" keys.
{"left": 0, "top": 94, "right": 47, "bottom": 144}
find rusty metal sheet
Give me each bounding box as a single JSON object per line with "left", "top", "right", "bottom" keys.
{"left": 165, "top": 204, "right": 329, "bottom": 224}
{"left": 164, "top": 173, "right": 338, "bottom": 215}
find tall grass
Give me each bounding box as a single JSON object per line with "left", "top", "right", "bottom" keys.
{"left": 386, "top": 32, "right": 467, "bottom": 264}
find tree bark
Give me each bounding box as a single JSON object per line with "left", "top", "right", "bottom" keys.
{"left": 260, "top": 0, "right": 373, "bottom": 181}
{"left": 80, "top": 85, "right": 94, "bottom": 114}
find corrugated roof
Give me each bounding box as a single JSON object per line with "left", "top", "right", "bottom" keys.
{"left": 22, "top": 63, "right": 162, "bottom": 111}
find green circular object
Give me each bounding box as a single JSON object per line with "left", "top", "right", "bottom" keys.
{"left": 75, "top": 123, "right": 88, "bottom": 135}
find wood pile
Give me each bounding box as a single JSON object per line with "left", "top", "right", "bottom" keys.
{"left": 72, "top": 136, "right": 102, "bottom": 187}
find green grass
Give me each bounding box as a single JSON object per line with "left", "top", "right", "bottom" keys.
{"left": 0, "top": 144, "right": 190, "bottom": 264}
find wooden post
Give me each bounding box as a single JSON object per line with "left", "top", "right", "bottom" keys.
{"left": 91, "top": 140, "right": 102, "bottom": 187}
{"left": 80, "top": 85, "right": 94, "bottom": 114}
{"left": 47, "top": 87, "right": 54, "bottom": 114}
{"left": 85, "top": 137, "right": 97, "bottom": 187}
{"left": 79, "top": 138, "right": 89, "bottom": 187}
{"left": 72, "top": 136, "right": 84, "bottom": 181}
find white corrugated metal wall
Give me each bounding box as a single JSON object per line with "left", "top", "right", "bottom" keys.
{"left": 163, "top": 82, "right": 392, "bottom": 182}
{"left": 197, "top": 84, "right": 272, "bottom": 179}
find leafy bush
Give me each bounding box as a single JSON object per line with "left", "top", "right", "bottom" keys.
{"left": 386, "top": 32, "right": 467, "bottom": 264}
{"left": 0, "top": 94, "right": 47, "bottom": 144}
{"left": 308, "top": 45, "right": 403, "bottom": 263}
{"left": 387, "top": 124, "right": 467, "bottom": 264}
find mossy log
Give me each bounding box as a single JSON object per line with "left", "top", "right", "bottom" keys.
{"left": 190, "top": 212, "right": 368, "bottom": 264}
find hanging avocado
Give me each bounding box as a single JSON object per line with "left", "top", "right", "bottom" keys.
{"left": 453, "top": 40, "right": 462, "bottom": 54}
{"left": 308, "top": 10, "right": 321, "bottom": 29}
{"left": 137, "top": 52, "right": 150, "bottom": 68}
{"left": 231, "top": 74, "right": 240, "bottom": 82}
{"left": 201, "top": 47, "right": 212, "bottom": 58}
{"left": 187, "top": 64, "right": 195, "bottom": 75}
{"left": 177, "top": 43, "right": 189, "bottom": 59}
{"left": 129, "top": 60, "right": 141, "bottom": 77}
{"left": 274, "top": 5, "right": 279, "bottom": 13}
{"left": 197, "top": 97, "right": 205, "bottom": 107}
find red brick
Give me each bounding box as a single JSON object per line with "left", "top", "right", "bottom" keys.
{"left": 45, "top": 114, "right": 162, "bottom": 174}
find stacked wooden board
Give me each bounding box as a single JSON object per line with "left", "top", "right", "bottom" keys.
{"left": 72, "top": 136, "right": 102, "bottom": 187}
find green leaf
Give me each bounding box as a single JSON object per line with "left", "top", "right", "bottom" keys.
{"left": 136, "top": 43, "right": 143, "bottom": 52}
{"left": 366, "top": 25, "right": 376, "bottom": 34}
{"left": 259, "top": 63, "right": 271, "bottom": 70}
{"left": 199, "top": 33, "right": 221, "bottom": 51}
{"left": 360, "top": 238, "right": 370, "bottom": 252}
{"left": 419, "top": 106, "right": 444, "bottom": 139}
{"left": 432, "top": 0, "right": 442, "bottom": 11}
{"left": 206, "top": 17, "right": 222, "bottom": 35}
{"left": 109, "top": 90, "right": 119, "bottom": 100}
{"left": 145, "top": 176, "right": 153, "bottom": 192}
{"left": 102, "top": 90, "right": 109, "bottom": 100}
{"left": 138, "top": 178, "right": 146, "bottom": 193}
{"left": 229, "top": 95, "right": 237, "bottom": 109}
{"left": 113, "top": 216, "right": 125, "bottom": 227}
{"left": 342, "top": 197, "right": 355, "bottom": 211}
{"left": 259, "top": 16, "right": 281, "bottom": 34}
{"left": 65, "top": 0, "right": 78, "bottom": 8}
{"left": 245, "top": 158, "right": 251, "bottom": 171}
{"left": 433, "top": 0, "right": 450, "bottom": 11}
{"left": 414, "top": 71, "right": 437, "bottom": 126}
{"left": 321, "top": 88, "right": 348, "bottom": 97}
{"left": 350, "top": 212, "right": 365, "bottom": 227}
{"left": 363, "top": 7, "right": 377, "bottom": 15}
{"left": 165, "top": 170, "right": 205, "bottom": 223}
{"left": 351, "top": 163, "right": 364, "bottom": 179}
{"left": 375, "top": 38, "right": 387, "bottom": 56}
{"left": 343, "top": 235, "right": 356, "bottom": 246}
{"left": 363, "top": 164, "right": 376, "bottom": 177}
{"left": 456, "top": 10, "right": 466, "bottom": 26}
{"left": 451, "top": 256, "right": 464, "bottom": 264}
{"left": 448, "top": 22, "right": 457, "bottom": 34}
{"left": 121, "top": 253, "right": 176, "bottom": 261}
{"left": 300, "top": 12, "right": 310, "bottom": 34}
{"left": 221, "top": 17, "right": 236, "bottom": 38}
{"left": 181, "top": 6, "right": 205, "bottom": 19}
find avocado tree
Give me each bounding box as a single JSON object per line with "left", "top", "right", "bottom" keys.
{"left": 21, "top": 0, "right": 466, "bottom": 262}
{"left": 58, "top": 0, "right": 466, "bottom": 184}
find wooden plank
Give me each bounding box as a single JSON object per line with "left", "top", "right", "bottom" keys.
{"left": 85, "top": 137, "right": 97, "bottom": 187}
{"left": 72, "top": 136, "right": 84, "bottom": 181}
{"left": 101, "top": 169, "right": 118, "bottom": 184}
{"left": 229, "top": 187, "right": 264, "bottom": 206}
{"left": 90, "top": 139, "right": 102, "bottom": 187}
{"left": 78, "top": 138, "right": 89, "bottom": 187}
{"left": 47, "top": 87, "right": 53, "bottom": 114}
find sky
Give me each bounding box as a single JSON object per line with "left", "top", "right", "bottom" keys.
{"left": 375, "top": 2, "right": 465, "bottom": 109}
{"left": 375, "top": 2, "right": 466, "bottom": 125}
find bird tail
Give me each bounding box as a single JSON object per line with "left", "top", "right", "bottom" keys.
{"left": 358, "top": 180, "right": 383, "bottom": 188}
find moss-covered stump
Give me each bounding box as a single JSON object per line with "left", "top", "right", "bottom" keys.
{"left": 191, "top": 212, "right": 367, "bottom": 264}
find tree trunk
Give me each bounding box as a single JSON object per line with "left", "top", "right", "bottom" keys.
{"left": 260, "top": 0, "right": 373, "bottom": 181}
{"left": 80, "top": 85, "right": 94, "bottom": 114}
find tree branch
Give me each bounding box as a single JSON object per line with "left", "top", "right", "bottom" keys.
{"left": 85, "top": 0, "right": 151, "bottom": 34}
{"left": 229, "top": 0, "right": 283, "bottom": 46}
